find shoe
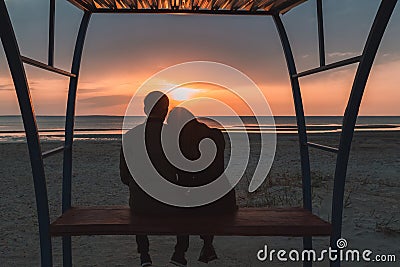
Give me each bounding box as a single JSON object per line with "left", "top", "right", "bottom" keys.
{"left": 140, "top": 253, "right": 152, "bottom": 267}
{"left": 198, "top": 245, "right": 218, "bottom": 263}
{"left": 170, "top": 251, "right": 187, "bottom": 267}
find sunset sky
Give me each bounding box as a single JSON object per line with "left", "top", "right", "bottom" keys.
{"left": 1, "top": 0, "right": 400, "bottom": 116}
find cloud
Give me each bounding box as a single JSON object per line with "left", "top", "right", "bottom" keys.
{"left": 0, "top": 84, "right": 13, "bottom": 91}
{"left": 79, "top": 95, "right": 130, "bottom": 108}
{"left": 0, "top": 79, "right": 42, "bottom": 91}
{"left": 78, "top": 87, "right": 109, "bottom": 94}
{"left": 327, "top": 52, "right": 359, "bottom": 58}
{"left": 0, "top": 79, "right": 14, "bottom": 91}
{"left": 78, "top": 82, "right": 134, "bottom": 94}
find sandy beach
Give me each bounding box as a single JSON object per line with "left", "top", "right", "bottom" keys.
{"left": 0, "top": 131, "right": 399, "bottom": 266}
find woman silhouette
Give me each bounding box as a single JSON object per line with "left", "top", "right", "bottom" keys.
{"left": 165, "top": 107, "right": 237, "bottom": 266}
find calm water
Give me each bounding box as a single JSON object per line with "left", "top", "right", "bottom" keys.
{"left": 0, "top": 116, "right": 399, "bottom": 143}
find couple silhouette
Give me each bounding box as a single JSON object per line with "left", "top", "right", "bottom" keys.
{"left": 120, "top": 91, "right": 237, "bottom": 267}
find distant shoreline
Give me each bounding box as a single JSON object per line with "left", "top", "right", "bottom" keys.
{"left": 1, "top": 123, "right": 399, "bottom": 134}
{"left": 1, "top": 128, "right": 399, "bottom": 144}
{"left": 1, "top": 116, "right": 399, "bottom": 143}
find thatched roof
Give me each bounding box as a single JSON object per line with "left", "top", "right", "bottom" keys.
{"left": 68, "top": 0, "right": 307, "bottom": 14}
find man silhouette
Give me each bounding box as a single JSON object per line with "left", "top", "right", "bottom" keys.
{"left": 120, "top": 91, "right": 187, "bottom": 267}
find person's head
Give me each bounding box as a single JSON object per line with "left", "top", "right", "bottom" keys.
{"left": 144, "top": 91, "right": 169, "bottom": 120}
{"left": 167, "top": 107, "right": 196, "bottom": 127}
{"left": 167, "top": 107, "right": 200, "bottom": 159}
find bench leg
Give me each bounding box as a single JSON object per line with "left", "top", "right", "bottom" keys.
{"left": 62, "top": 237, "right": 72, "bottom": 267}
{"left": 303, "top": 237, "right": 312, "bottom": 267}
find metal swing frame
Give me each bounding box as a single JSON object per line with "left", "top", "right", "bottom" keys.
{"left": 0, "top": 0, "right": 397, "bottom": 266}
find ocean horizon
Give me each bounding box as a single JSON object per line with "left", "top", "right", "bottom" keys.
{"left": 1, "top": 115, "right": 399, "bottom": 143}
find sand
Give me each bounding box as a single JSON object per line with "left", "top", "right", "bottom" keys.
{"left": 0, "top": 132, "right": 399, "bottom": 266}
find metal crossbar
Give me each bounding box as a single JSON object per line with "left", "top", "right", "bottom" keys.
{"left": 307, "top": 142, "right": 339, "bottom": 154}
{"left": 21, "top": 56, "right": 76, "bottom": 77}
{"left": 294, "top": 56, "right": 362, "bottom": 78}
{"left": 42, "top": 146, "right": 65, "bottom": 159}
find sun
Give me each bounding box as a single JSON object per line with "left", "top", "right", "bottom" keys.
{"left": 169, "top": 87, "right": 203, "bottom": 101}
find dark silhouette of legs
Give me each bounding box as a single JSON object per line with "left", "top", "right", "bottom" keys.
{"left": 170, "top": 235, "right": 189, "bottom": 266}
{"left": 136, "top": 235, "right": 151, "bottom": 266}
{"left": 199, "top": 235, "right": 218, "bottom": 263}
{"left": 136, "top": 235, "right": 149, "bottom": 254}
{"left": 175, "top": 235, "right": 189, "bottom": 253}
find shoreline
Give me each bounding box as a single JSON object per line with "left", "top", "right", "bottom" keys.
{"left": 1, "top": 128, "right": 400, "bottom": 144}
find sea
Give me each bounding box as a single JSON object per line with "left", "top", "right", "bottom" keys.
{"left": 0, "top": 116, "right": 399, "bottom": 143}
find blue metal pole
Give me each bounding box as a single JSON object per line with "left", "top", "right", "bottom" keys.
{"left": 330, "top": 1, "right": 397, "bottom": 266}
{"left": 0, "top": 0, "right": 53, "bottom": 266}
{"left": 316, "top": 0, "right": 325, "bottom": 67}
{"left": 273, "top": 14, "right": 313, "bottom": 267}
{"left": 48, "top": 0, "right": 55, "bottom": 66}
{"left": 62, "top": 11, "right": 91, "bottom": 267}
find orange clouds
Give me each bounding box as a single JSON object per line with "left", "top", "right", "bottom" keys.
{"left": 1, "top": 59, "right": 400, "bottom": 116}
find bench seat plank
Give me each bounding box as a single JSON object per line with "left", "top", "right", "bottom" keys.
{"left": 50, "top": 206, "right": 331, "bottom": 237}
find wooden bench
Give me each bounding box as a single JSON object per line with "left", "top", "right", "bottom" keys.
{"left": 50, "top": 206, "right": 331, "bottom": 237}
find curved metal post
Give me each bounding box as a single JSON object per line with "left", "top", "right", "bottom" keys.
{"left": 0, "top": 1, "right": 53, "bottom": 266}
{"left": 330, "top": 1, "right": 397, "bottom": 266}
{"left": 273, "top": 14, "right": 313, "bottom": 267}
{"left": 62, "top": 11, "right": 91, "bottom": 267}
